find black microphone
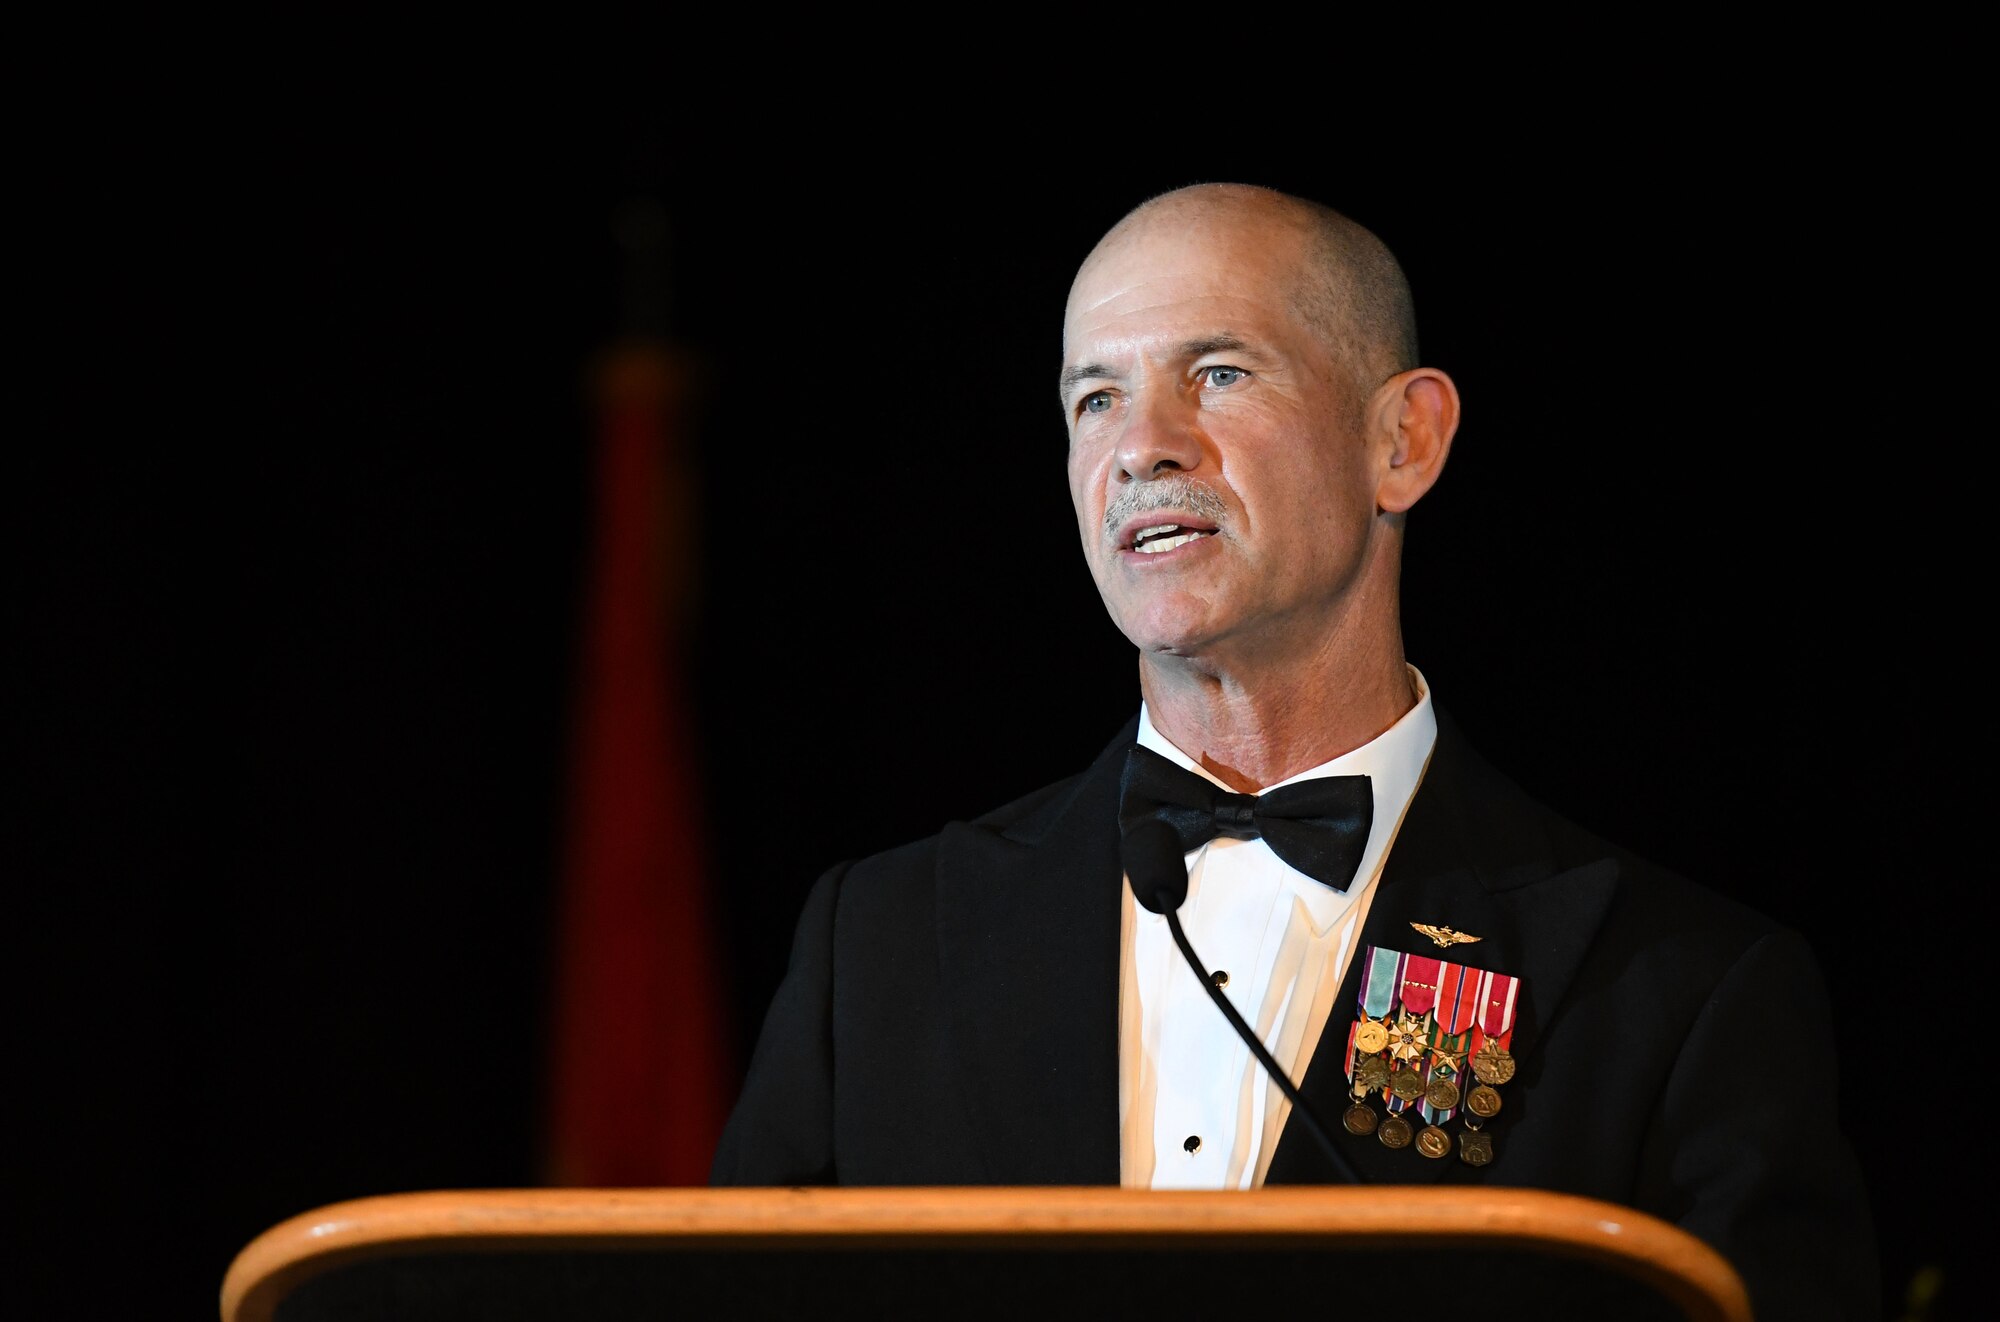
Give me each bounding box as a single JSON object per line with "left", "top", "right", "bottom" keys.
{"left": 1121, "top": 820, "right": 1362, "bottom": 1184}
{"left": 1123, "top": 818, "right": 1193, "bottom": 915}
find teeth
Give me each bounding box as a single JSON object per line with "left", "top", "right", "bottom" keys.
{"left": 1136, "top": 532, "right": 1208, "bottom": 554}
{"left": 1134, "top": 523, "right": 1182, "bottom": 540}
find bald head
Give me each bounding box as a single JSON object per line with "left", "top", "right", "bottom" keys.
{"left": 1076, "top": 183, "right": 1419, "bottom": 394}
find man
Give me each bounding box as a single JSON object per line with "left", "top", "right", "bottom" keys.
{"left": 711, "top": 182, "right": 1877, "bottom": 1319}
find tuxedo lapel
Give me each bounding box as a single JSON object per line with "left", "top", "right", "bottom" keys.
{"left": 933, "top": 722, "right": 1133, "bottom": 1185}
{"left": 1267, "top": 712, "right": 1621, "bottom": 1185}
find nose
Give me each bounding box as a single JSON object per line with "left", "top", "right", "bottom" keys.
{"left": 1113, "top": 386, "right": 1204, "bottom": 482}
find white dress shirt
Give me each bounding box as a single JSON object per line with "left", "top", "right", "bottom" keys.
{"left": 1118, "top": 667, "right": 1438, "bottom": 1188}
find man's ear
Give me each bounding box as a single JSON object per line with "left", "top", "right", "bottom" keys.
{"left": 1372, "top": 367, "right": 1460, "bottom": 514}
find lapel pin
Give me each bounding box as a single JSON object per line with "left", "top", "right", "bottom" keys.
{"left": 1411, "top": 922, "right": 1482, "bottom": 949}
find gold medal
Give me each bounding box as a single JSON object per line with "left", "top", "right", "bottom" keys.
{"left": 1353, "top": 1018, "right": 1390, "bottom": 1054}
{"left": 1465, "top": 1083, "right": 1503, "bottom": 1117}
{"left": 1458, "top": 1128, "right": 1494, "bottom": 1166}
{"left": 1343, "top": 1102, "right": 1378, "bottom": 1136}
{"left": 1389, "top": 1067, "right": 1425, "bottom": 1102}
{"left": 1472, "top": 1040, "right": 1516, "bottom": 1085}
{"left": 1424, "top": 1077, "right": 1460, "bottom": 1110}
{"left": 1357, "top": 1056, "right": 1391, "bottom": 1090}
{"left": 1415, "top": 1125, "right": 1452, "bottom": 1159}
{"left": 1378, "top": 1114, "right": 1413, "bottom": 1149}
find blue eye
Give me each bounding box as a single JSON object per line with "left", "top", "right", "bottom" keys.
{"left": 1203, "top": 367, "right": 1247, "bottom": 388}
{"left": 1081, "top": 391, "right": 1114, "bottom": 414}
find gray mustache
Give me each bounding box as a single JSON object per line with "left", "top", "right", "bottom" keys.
{"left": 1102, "top": 476, "right": 1228, "bottom": 541}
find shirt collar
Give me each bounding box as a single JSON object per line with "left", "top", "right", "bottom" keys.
{"left": 1135, "top": 665, "right": 1439, "bottom": 929}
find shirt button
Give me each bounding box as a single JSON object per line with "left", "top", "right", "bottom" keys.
{"left": 1183, "top": 1135, "right": 1202, "bottom": 1154}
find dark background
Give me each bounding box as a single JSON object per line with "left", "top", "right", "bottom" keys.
{"left": 17, "top": 99, "right": 1970, "bottom": 1320}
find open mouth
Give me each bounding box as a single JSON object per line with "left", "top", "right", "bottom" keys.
{"left": 1129, "top": 523, "right": 1217, "bottom": 554}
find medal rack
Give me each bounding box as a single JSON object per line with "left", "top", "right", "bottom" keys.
{"left": 1344, "top": 946, "right": 1518, "bottom": 1166}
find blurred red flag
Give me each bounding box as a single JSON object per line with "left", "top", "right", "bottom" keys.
{"left": 545, "top": 336, "right": 732, "bottom": 1186}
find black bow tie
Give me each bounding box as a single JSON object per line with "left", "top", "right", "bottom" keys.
{"left": 1117, "top": 744, "right": 1374, "bottom": 894}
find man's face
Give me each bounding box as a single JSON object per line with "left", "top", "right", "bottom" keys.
{"left": 1060, "top": 210, "right": 1382, "bottom": 668}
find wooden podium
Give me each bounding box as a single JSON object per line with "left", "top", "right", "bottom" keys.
{"left": 221, "top": 1186, "right": 1753, "bottom": 1322}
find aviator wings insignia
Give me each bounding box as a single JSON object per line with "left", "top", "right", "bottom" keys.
{"left": 1410, "top": 922, "right": 1482, "bottom": 949}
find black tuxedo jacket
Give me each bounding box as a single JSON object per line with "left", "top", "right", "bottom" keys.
{"left": 713, "top": 710, "right": 1878, "bottom": 1319}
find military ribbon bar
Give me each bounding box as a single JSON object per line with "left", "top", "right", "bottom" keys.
{"left": 1419, "top": 958, "right": 1478, "bottom": 1125}
{"left": 1466, "top": 970, "right": 1520, "bottom": 1094}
